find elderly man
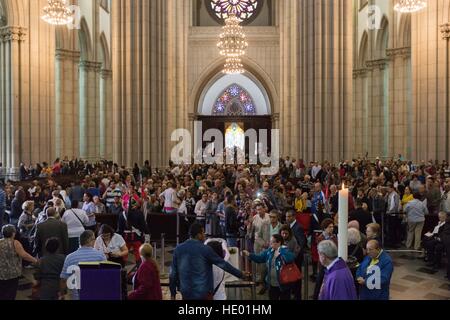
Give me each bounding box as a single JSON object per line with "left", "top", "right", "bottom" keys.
{"left": 404, "top": 192, "right": 429, "bottom": 250}
{"left": 318, "top": 240, "right": 357, "bottom": 300}
{"left": 356, "top": 240, "right": 394, "bottom": 300}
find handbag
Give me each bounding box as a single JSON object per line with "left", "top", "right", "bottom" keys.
{"left": 279, "top": 254, "right": 303, "bottom": 285}
{"left": 346, "top": 245, "right": 361, "bottom": 271}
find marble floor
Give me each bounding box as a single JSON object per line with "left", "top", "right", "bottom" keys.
{"left": 15, "top": 247, "right": 450, "bottom": 301}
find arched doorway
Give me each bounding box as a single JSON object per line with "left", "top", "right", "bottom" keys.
{"left": 197, "top": 72, "right": 273, "bottom": 156}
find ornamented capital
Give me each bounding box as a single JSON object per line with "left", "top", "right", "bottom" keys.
{"left": 99, "top": 69, "right": 112, "bottom": 79}
{"left": 55, "top": 49, "right": 81, "bottom": 62}
{"left": 79, "top": 60, "right": 102, "bottom": 72}
{"left": 386, "top": 47, "right": 411, "bottom": 58}
{"left": 353, "top": 68, "right": 368, "bottom": 78}
{"left": 0, "top": 26, "right": 27, "bottom": 42}
{"left": 366, "top": 59, "right": 389, "bottom": 70}
{"left": 440, "top": 23, "right": 450, "bottom": 40}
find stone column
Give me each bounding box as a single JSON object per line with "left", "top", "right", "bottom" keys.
{"left": 387, "top": 47, "right": 412, "bottom": 159}
{"left": 112, "top": 0, "right": 188, "bottom": 168}
{"left": 441, "top": 23, "right": 450, "bottom": 161}
{"left": 353, "top": 68, "right": 369, "bottom": 157}
{"left": 280, "top": 0, "right": 353, "bottom": 162}
{"left": 0, "top": 26, "right": 26, "bottom": 175}
{"left": 79, "top": 60, "right": 101, "bottom": 161}
{"left": 55, "top": 49, "right": 81, "bottom": 159}
{"left": 411, "top": 0, "right": 450, "bottom": 161}
{"left": 99, "top": 69, "right": 112, "bottom": 160}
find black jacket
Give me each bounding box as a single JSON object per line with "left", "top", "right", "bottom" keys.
{"left": 291, "top": 221, "right": 306, "bottom": 252}
{"left": 117, "top": 208, "right": 148, "bottom": 241}
{"left": 225, "top": 206, "right": 239, "bottom": 235}
{"left": 34, "top": 218, "right": 69, "bottom": 257}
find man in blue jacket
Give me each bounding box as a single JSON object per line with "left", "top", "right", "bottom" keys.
{"left": 170, "top": 223, "right": 245, "bottom": 300}
{"left": 356, "top": 240, "right": 394, "bottom": 300}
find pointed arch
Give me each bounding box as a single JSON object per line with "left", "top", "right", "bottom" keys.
{"left": 0, "top": 0, "right": 26, "bottom": 27}
{"left": 78, "top": 17, "right": 93, "bottom": 61}
{"left": 99, "top": 32, "right": 111, "bottom": 70}
{"left": 0, "top": 0, "right": 6, "bottom": 26}
{"left": 375, "top": 16, "right": 389, "bottom": 57}
{"left": 398, "top": 14, "right": 411, "bottom": 47}
{"left": 359, "top": 31, "right": 369, "bottom": 68}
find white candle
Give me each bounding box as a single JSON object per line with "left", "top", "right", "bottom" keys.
{"left": 338, "top": 183, "right": 349, "bottom": 261}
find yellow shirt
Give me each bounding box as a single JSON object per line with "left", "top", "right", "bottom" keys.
{"left": 370, "top": 250, "right": 383, "bottom": 267}
{"left": 401, "top": 194, "right": 413, "bottom": 207}
{"left": 295, "top": 198, "right": 307, "bottom": 213}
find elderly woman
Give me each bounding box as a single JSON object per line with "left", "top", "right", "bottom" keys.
{"left": 347, "top": 228, "right": 365, "bottom": 274}
{"left": 18, "top": 201, "right": 36, "bottom": 240}
{"left": 128, "top": 243, "right": 162, "bottom": 300}
{"left": 0, "top": 225, "right": 38, "bottom": 300}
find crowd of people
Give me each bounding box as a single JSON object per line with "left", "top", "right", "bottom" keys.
{"left": 0, "top": 155, "right": 450, "bottom": 300}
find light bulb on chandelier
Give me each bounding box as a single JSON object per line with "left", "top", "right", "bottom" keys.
{"left": 41, "top": 0, "right": 74, "bottom": 25}
{"left": 394, "top": 0, "right": 427, "bottom": 13}
{"left": 217, "top": 13, "right": 248, "bottom": 74}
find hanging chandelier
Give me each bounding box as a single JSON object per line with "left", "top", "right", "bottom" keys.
{"left": 217, "top": 14, "right": 248, "bottom": 74}
{"left": 41, "top": 0, "right": 74, "bottom": 25}
{"left": 394, "top": 0, "right": 427, "bottom": 13}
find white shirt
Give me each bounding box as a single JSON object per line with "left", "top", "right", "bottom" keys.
{"left": 252, "top": 213, "right": 270, "bottom": 242}
{"left": 326, "top": 258, "right": 340, "bottom": 271}
{"left": 205, "top": 238, "right": 230, "bottom": 301}
{"left": 94, "top": 233, "right": 126, "bottom": 255}
{"left": 195, "top": 200, "right": 208, "bottom": 219}
{"left": 432, "top": 221, "right": 446, "bottom": 235}
{"left": 160, "top": 188, "right": 176, "bottom": 208}
{"left": 61, "top": 209, "right": 89, "bottom": 238}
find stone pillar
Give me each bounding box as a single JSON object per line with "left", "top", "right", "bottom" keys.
{"left": 99, "top": 69, "right": 112, "bottom": 160}
{"left": 353, "top": 68, "right": 369, "bottom": 157}
{"left": 441, "top": 23, "right": 450, "bottom": 161}
{"left": 55, "top": 49, "right": 81, "bottom": 159}
{"left": 0, "top": 26, "right": 26, "bottom": 175}
{"left": 112, "top": 0, "right": 188, "bottom": 168}
{"left": 280, "top": 0, "right": 353, "bottom": 162}
{"left": 387, "top": 47, "right": 412, "bottom": 159}
{"left": 79, "top": 60, "right": 101, "bottom": 161}
{"left": 411, "top": 0, "right": 450, "bottom": 161}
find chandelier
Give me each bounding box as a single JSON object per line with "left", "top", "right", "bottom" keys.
{"left": 41, "top": 0, "right": 74, "bottom": 25}
{"left": 394, "top": 0, "right": 427, "bottom": 13}
{"left": 217, "top": 14, "right": 248, "bottom": 74}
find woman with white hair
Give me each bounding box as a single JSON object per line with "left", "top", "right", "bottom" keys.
{"left": 347, "top": 228, "right": 365, "bottom": 279}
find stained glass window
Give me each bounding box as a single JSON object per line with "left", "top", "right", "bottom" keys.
{"left": 213, "top": 84, "right": 256, "bottom": 116}
{"left": 207, "top": 0, "right": 262, "bottom": 24}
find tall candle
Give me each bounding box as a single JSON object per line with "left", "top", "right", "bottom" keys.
{"left": 338, "top": 183, "right": 349, "bottom": 261}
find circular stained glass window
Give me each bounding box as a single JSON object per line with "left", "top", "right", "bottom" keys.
{"left": 206, "top": 0, "right": 263, "bottom": 25}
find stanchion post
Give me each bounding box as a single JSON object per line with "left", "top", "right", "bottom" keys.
{"left": 176, "top": 213, "right": 180, "bottom": 246}
{"left": 161, "top": 233, "right": 166, "bottom": 274}
{"left": 153, "top": 242, "right": 157, "bottom": 260}
{"left": 303, "top": 253, "right": 309, "bottom": 301}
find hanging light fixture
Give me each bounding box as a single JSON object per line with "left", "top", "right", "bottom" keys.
{"left": 217, "top": 13, "right": 248, "bottom": 74}
{"left": 41, "top": 0, "right": 74, "bottom": 25}
{"left": 394, "top": 0, "right": 427, "bottom": 13}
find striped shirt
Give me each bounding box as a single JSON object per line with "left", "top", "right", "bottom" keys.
{"left": 61, "top": 247, "right": 106, "bottom": 279}
{"left": 60, "top": 247, "right": 106, "bottom": 300}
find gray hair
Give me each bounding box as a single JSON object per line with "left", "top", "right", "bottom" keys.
{"left": 317, "top": 240, "right": 338, "bottom": 259}
{"left": 348, "top": 228, "right": 361, "bottom": 246}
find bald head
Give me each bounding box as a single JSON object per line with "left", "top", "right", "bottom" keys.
{"left": 367, "top": 240, "right": 381, "bottom": 258}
